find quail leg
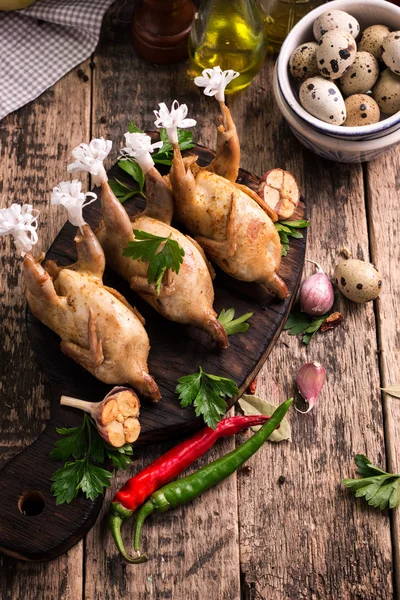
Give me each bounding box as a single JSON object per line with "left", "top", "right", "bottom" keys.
{"left": 24, "top": 253, "right": 67, "bottom": 315}
{"left": 207, "top": 101, "right": 240, "bottom": 183}
{"left": 100, "top": 180, "right": 134, "bottom": 242}
{"left": 142, "top": 166, "right": 174, "bottom": 225}
{"left": 195, "top": 192, "right": 238, "bottom": 259}
{"left": 60, "top": 307, "right": 104, "bottom": 368}
{"left": 130, "top": 272, "right": 175, "bottom": 298}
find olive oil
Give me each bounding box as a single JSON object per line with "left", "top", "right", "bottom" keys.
{"left": 188, "top": 0, "right": 268, "bottom": 94}
{"left": 262, "top": 0, "right": 326, "bottom": 51}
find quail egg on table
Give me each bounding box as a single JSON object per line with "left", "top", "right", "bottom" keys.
{"left": 358, "top": 24, "right": 391, "bottom": 60}
{"left": 317, "top": 29, "right": 357, "bottom": 79}
{"left": 340, "top": 51, "right": 380, "bottom": 96}
{"left": 313, "top": 10, "right": 360, "bottom": 42}
{"left": 334, "top": 259, "right": 382, "bottom": 303}
{"left": 372, "top": 68, "right": 400, "bottom": 115}
{"left": 289, "top": 42, "right": 319, "bottom": 81}
{"left": 299, "top": 77, "right": 346, "bottom": 124}
{"left": 343, "top": 94, "right": 380, "bottom": 126}
{"left": 382, "top": 31, "right": 400, "bottom": 75}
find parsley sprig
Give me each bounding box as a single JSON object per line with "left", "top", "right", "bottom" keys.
{"left": 342, "top": 454, "right": 400, "bottom": 510}
{"left": 218, "top": 308, "right": 253, "bottom": 336}
{"left": 176, "top": 367, "right": 238, "bottom": 429}
{"left": 50, "top": 414, "right": 133, "bottom": 505}
{"left": 109, "top": 178, "right": 139, "bottom": 203}
{"left": 275, "top": 219, "right": 310, "bottom": 256}
{"left": 284, "top": 306, "right": 330, "bottom": 345}
{"left": 111, "top": 120, "right": 195, "bottom": 203}
{"left": 123, "top": 229, "right": 185, "bottom": 295}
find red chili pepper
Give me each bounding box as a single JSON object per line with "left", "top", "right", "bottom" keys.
{"left": 110, "top": 414, "right": 270, "bottom": 561}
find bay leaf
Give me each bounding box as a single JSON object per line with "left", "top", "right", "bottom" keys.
{"left": 381, "top": 384, "right": 400, "bottom": 399}
{"left": 238, "top": 394, "right": 291, "bottom": 442}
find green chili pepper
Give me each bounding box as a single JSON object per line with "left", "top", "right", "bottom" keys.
{"left": 128, "top": 397, "right": 293, "bottom": 563}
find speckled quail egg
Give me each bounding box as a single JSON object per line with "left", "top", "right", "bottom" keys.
{"left": 382, "top": 31, "right": 400, "bottom": 75}
{"left": 317, "top": 29, "right": 357, "bottom": 80}
{"left": 313, "top": 10, "right": 360, "bottom": 42}
{"left": 299, "top": 77, "right": 346, "bottom": 124}
{"left": 340, "top": 51, "right": 380, "bottom": 96}
{"left": 343, "top": 94, "right": 380, "bottom": 126}
{"left": 372, "top": 68, "right": 400, "bottom": 115}
{"left": 334, "top": 259, "right": 382, "bottom": 303}
{"left": 289, "top": 42, "right": 319, "bottom": 81}
{"left": 358, "top": 24, "right": 391, "bottom": 60}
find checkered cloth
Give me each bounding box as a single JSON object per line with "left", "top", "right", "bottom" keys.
{"left": 0, "top": 0, "right": 115, "bottom": 120}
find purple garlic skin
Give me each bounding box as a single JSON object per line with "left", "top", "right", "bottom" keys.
{"left": 296, "top": 361, "right": 326, "bottom": 413}
{"left": 300, "top": 272, "right": 334, "bottom": 316}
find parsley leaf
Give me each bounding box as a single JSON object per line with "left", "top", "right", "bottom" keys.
{"left": 284, "top": 305, "right": 330, "bottom": 345}
{"left": 50, "top": 414, "right": 133, "bottom": 505}
{"left": 176, "top": 367, "right": 238, "bottom": 429}
{"left": 108, "top": 178, "right": 138, "bottom": 204}
{"left": 106, "top": 443, "right": 134, "bottom": 470}
{"left": 50, "top": 423, "right": 86, "bottom": 462}
{"left": 109, "top": 125, "right": 195, "bottom": 202}
{"left": 218, "top": 308, "right": 253, "bottom": 336}
{"left": 79, "top": 462, "right": 113, "bottom": 502}
{"left": 152, "top": 128, "right": 195, "bottom": 165}
{"left": 342, "top": 454, "right": 400, "bottom": 510}
{"left": 128, "top": 120, "right": 144, "bottom": 134}
{"left": 51, "top": 460, "right": 87, "bottom": 505}
{"left": 275, "top": 219, "right": 310, "bottom": 256}
{"left": 123, "top": 230, "right": 185, "bottom": 295}
{"left": 118, "top": 160, "right": 145, "bottom": 196}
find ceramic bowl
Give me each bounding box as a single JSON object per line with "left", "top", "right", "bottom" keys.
{"left": 277, "top": 0, "right": 400, "bottom": 141}
{"left": 273, "top": 64, "right": 400, "bottom": 162}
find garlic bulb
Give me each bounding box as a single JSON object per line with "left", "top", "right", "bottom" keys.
{"left": 300, "top": 260, "right": 334, "bottom": 316}
{"left": 61, "top": 386, "right": 140, "bottom": 447}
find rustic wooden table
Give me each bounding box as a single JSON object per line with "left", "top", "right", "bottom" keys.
{"left": 0, "top": 2, "right": 399, "bottom": 599}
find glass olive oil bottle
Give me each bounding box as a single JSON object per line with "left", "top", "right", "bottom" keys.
{"left": 261, "top": 0, "right": 327, "bottom": 51}
{"left": 188, "top": 0, "right": 268, "bottom": 93}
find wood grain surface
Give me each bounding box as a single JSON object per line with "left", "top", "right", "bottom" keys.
{"left": 366, "top": 150, "right": 400, "bottom": 598}
{"left": 0, "top": 0, "right": 398, "bottom": 598}
{"left": 0, "top": 54, "right": 91, "bottom": 597}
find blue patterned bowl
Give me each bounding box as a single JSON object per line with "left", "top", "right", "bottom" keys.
{"left": 273, "top": 65, "right": 400, "bottom": 162}
{"left": 277, "top": 0, "right": 400, "bottom": 141}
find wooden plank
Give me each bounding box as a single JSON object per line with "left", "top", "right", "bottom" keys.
{"left": 366, "top": 148, "right": 400, "bottom": 598}
{"left": 237, "top": 57, "right": 393, "bottom": 599}
{"left": 0, "top": 59, "right": 91, "bottom": 593}
{"left": 85, "top": 15, "right": 241, "bottom": 600}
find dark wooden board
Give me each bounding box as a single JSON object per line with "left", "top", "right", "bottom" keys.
{"left": 0, "top": 143, "right": 306, "bottom": 562}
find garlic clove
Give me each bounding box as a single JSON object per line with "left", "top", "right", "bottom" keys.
{"left": 115, "top": 390, "right": 140, "bottom": 418}
{"left": 263, "top": 168, "right": 284, "bottom": 188}
{"left": 123, "top": 417, "right": 141, "bottom": 444}
{"left": 100, "top": 399, "right": 119, "bottom": 425}
{"left": 296, "top": 361, "right": 326, "bottom": 413}
{"left": 260, "top": 184, "right": 281, "bottom": 212}
{"left": 106, "top": 421, "right": 126, "bottom": 448}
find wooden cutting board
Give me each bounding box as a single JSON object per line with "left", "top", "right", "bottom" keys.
{"left": 0, "top": 143, "right": 306, "bottom": 561}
